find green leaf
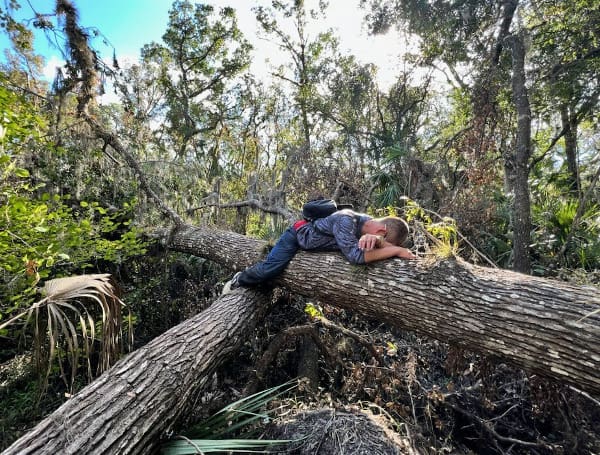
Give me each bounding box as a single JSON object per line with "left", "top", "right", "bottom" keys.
{"left": 304, "top": 302, "right": 323, "bottom": 319}
{"left": 14, "top": 168, "right": 29, "bottom": 177}
{"left": 160, "top": 438, "right": 296, "bottom": 454}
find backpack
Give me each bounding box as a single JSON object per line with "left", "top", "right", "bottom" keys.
{"left": 302, "top": 198, "right": 353, "bottom": 221}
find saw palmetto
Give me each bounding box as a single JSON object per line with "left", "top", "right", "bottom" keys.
{"left": 1, "top": 273, "right": 131, "bottom": 392}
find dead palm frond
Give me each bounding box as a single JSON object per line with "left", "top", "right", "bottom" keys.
{"left": 1, "top": 273, "right": 132, "bottom": 392}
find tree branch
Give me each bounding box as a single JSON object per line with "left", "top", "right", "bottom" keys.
{"left": 55, "top": 0, "right": 185, "bottom": 227}
{"left": 187, "top": 199, "right": 297, "bottom": 224}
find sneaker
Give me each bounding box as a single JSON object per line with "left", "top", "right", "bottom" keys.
{"left": 222, "top": 271, "right": 242, "bottom": 295}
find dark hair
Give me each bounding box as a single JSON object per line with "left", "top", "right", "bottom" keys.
{"left": 380, "top": 217, "right": 409, "bottom": 246}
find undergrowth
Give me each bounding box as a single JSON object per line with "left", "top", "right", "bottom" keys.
{"left": 188, "top": 293, "right": 600, "bottom": 454}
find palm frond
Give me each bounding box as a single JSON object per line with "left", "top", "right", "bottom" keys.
{"left": 188, "top": 380, "right": 297, "bottom": 439}
{"left": 162, "top": 380, "right": 302, "bottom": 454}
{"left": 2, "top": 273, "right": 131, "bottom": 392}
{"left": 43, "top": 273, "right": 117, "bottom": 301}
{"left": 161, "top": 437, "right": 296, "bottom": 454}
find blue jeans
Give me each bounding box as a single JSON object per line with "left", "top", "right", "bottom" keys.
{"left": 237, "top": 227, "right": 299, "bottom": 287}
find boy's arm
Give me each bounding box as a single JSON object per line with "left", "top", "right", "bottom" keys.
{"left": 332, "top": 217, "right": 368, "bottom": 264}
{"left": 358, "top": 234, "right": 385, "bottom": 250}
{"left": 359, "top": 235, "right": 416, "bottom": 262}
{"left": 363, "top": 245, "right": 416, "bottom": 263}
{"left": 335, "top": 218, "right": 416, "bottom": 264}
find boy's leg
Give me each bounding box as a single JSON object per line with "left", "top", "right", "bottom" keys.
{"left": 235, "top": 227, "right": 299, "bottom": 287}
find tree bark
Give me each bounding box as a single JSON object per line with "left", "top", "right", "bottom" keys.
{"left": 506, "top": 33, "right": 533, "bottom": 274}
{"left": 3, "top": 290, "right": 272, "bottom": 455}
{"left": 166, "top": 224, "right": 600, "bottom": 397}
{"left": 560, "top": 104, "right": 580, "bottom": 195}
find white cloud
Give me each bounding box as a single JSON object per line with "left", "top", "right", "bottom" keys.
{"left": 42, "top": 55, "right": 66, "bottom": 81}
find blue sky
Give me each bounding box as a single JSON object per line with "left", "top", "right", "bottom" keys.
{"left": 2, "top": 0, "right": 408, "bottom": 88}
{"left": 76, "top": 0, "right": 174, "bottom": 58}
{"left": 2, "top": 0, "right": 173, "bottom": 64}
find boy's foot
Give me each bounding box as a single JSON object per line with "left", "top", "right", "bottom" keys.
{"left": 222, "top": 271, "right": 242, "bottom": 295}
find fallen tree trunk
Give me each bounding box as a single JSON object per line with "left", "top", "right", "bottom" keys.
{"left": 7, "top": 223, "right": 598, "bottom": 454}
{"left": 3, "top": 290, "right": 272, "bottom": 455}
{"left": 167, "top": 224, "right": 600, "bottom": 397}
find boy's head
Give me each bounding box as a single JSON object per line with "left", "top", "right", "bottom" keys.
{"left": 363, "top": 216, "right": 409, "bottom": 246}
{"left": 379, "top": 216, "right": 409, "bottom": 246}
{"left": 362, "top": 216, "right": 408, "bottom": 246}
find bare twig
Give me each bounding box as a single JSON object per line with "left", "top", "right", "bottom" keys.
{"left": 447, "top": 402, "right": 552, "bottom": 450}
{"left": 424, "top": 124, "right": 473, "bottom": 154}
{"left": 188, "top": 199, "right": 297, "bottom": 224}
{"left": 173, "top": 436, "right": 205, "bottom": 455}
{"left": 316, "top": 316, "right": 384, "bottom": 365}
{"left": 529, "top": 124, "right": 568, "bottom": 169}
{"left": 567, "top": 385, "right": 600, "bottom": 407}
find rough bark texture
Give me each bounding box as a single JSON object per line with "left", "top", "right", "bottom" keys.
{"left": 3, "top": 290, "right": 272, "bottom": 455}
{"left": 168, "top": 224, "right": 600, "bottom": 397}
{"left": 507, "top": 32, "right": 533, "bottom": 274}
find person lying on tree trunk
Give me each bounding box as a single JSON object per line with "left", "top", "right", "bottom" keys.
{"left": 223, "top": 207, "right": 416, "bottom": 293}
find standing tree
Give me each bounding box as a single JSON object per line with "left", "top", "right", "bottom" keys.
{"left": 254, "top": 0, "right": 343, "bottom": 198}
{"left": 141, "top": 0, "right": 252, "bottom": 198}
{"left": 359, "top": 0, "right": 600, "bottom": 272}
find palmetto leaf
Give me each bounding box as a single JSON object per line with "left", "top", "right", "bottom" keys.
{"left": 187, "top": 380, "right": 297, "bottom": 439}
{"left": 1, "top": 273, "right": 130, "bottom": 392}
{"left": 162, "top": 380, "right": 302, "bottom": 454}
{"left": 161, "top": 438, "right": 295, "bottom": 454}
{"left": 43, "top": 273, "right": 119, "bottom": 302}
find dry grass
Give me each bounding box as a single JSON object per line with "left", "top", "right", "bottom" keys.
{"left": 264, "top": 406, "right": 418, "bottom": 454}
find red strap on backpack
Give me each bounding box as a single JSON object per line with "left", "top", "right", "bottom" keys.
{"left": 293, "top": 220, "right": 308, "bottom": 231}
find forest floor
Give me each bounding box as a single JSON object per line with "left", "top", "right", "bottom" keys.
{"left": 2, "top": 250, "right": 599, "bottom": 453}
{"left": 192, "top": 289, "right": 600, "bottom": 455}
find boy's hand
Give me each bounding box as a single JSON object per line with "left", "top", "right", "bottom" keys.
{"left": 359, "top": 234, "right": 384, "bottom": 250}
{"left": 397, "top": 247, "right": 417, "bottom": 259}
